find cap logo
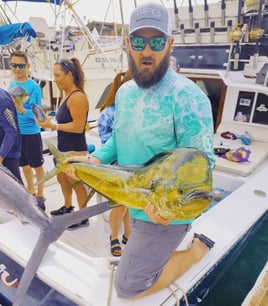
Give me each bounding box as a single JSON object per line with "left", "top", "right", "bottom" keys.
{"left": 136, "top": 8, "right": 161, "bottom": 21}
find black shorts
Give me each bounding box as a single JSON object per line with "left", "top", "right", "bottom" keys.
{"left": 3, "top": 158, "right": 23, "bottom": 184}
{"left": 19, "top": 134, "right": 44, "bottom": 168}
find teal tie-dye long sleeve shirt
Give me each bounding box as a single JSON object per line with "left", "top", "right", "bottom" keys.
{"left": 92, "top": 69, "right": 215, "bottom": 224}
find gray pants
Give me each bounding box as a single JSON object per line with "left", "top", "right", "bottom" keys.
{"left": 114, "top": 219, "right": 191, "bottom": 298}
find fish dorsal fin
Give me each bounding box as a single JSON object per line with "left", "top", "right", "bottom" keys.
{"left": 106, "top": 151, "right": 171, "bottom": 172}
{"left": 36, "top": 140, "right": 66, "bottom": 185}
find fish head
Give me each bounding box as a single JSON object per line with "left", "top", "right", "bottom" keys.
{"left": 8, "top": 86, "right": 29, "bottom": 105}
{"left": 149, "top": 148, "right": 213, "bottom": 220}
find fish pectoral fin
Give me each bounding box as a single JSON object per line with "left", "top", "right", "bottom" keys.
{"left": 71, "top": 180, "right": 84, "bottom": 187}
{"left": 81, "top": 189, "right": 96, "bottom": 208}
{"left": 13, "top": 232, "right": 55, "bottom": 305}
{"left": 109, "top": 200, "right": 120, "bottom": 208}
{"left": 136, "top": 188, "right": 150, "bottom": 195}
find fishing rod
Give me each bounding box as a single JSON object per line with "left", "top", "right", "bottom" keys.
{"left": 173, "top": 0, "right": 179, "bottom": 30}
{"left": 204, "top": 0, "right": 209, "bottom": 27}
{"left": 237, "top": 0, "right": 244, "bottom": 25}
{"left": 250, "top": 0, "right": 265, "bottom": 69}
{"left": 221, "top": 0, "right": 226, "bottom": 26}
{"left": 249, "top": 0, "right": 264, "bottom": 40}
{"left": 227, "top": 0, "right": 244, "bottom": 70}
{"left": 188, "top": 0, "right": 193, "bottom": 28}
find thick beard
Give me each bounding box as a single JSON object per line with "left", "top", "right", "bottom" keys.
{"left": 128, "top": 52, "right": 170, "bottom": 89}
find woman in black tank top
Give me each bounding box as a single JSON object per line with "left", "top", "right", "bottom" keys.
{"left": 36, "top": 58, "right": 90, "bottom": 230}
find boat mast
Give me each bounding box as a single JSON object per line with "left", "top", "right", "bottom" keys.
{"left": 118, "top": 0, "right": 126, "bottom": 71}
{"left": 62, "top": 0, "right": 120, "bottom": 72}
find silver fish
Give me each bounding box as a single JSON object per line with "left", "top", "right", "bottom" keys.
{"left": 0, "top": 165, "right": 114, "bottom": 306}
{"left": 32, "top": 104, "right": 46, "bottom": 122}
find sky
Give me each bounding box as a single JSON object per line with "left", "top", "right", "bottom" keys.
{"left": 0, "top": 0, "right": 220, "bottom": 26}
{"left": 2, "top": 0, "right": 176, "bottom": 27}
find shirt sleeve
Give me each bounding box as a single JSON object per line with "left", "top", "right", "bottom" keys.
{"left": 0, "top": 107, "right": 18, "bottom": 159}
{"left": 91, "top": 132, "right": 117, "bottom": 164}
{"left": 174, "top": 82, "right": 215, "bottom": 168}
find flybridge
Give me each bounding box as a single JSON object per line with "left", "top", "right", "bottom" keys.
{"left": 170, "top": 0, "right": 268, "bottom": 74}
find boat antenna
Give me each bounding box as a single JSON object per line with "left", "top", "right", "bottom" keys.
{"left": 118, "top": 0, "right": 126, "bottom": 72}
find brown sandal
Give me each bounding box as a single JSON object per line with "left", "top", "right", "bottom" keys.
{"left": 110, "top": 237, "right": 122, "bottom": 257}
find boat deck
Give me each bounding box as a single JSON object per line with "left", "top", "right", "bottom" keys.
{"left": 1, "top": 147, "right": 268, "bottom": 305}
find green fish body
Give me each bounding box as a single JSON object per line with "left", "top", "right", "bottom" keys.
{"left": 8, "top": 86, "right": 29, "bottom": 105}
{"left": 44, "top": 141, "right": 213, "bottom": 220}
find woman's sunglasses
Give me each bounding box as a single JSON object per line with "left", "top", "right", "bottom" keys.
{"left": 130, "top": 36, "right": 169, "bottom": 52}
{"left": 10, "top": 63, "right": 27, "bottom": 69}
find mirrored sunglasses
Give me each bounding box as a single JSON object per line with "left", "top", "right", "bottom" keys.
{"left": 130, "top": 36, "right": 168, "bottom": 52}
{"left": 10, "top": 63, "right": 27, "bottom": 69}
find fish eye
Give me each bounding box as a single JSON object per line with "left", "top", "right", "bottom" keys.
{"left": 177, "top": 188, "right": 184, "bottom": 195}
{"left": 150, "top": 179, "right": 157, "bottom": 191}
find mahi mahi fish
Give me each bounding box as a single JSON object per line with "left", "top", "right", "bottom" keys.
{"left": 8, "top": 86, "right": 29, "bottom": 105}
{"left": 0, "top": 165, "right": 113, "bottom": 306}
{"left": 43, "top": 140, "right": 214, "bottom": 220}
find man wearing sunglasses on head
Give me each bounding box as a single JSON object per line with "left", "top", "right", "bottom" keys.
{"left": 64, "top": 2, "right": 215, "bottom": 299}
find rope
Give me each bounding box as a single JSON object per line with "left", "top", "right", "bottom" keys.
{"left": 159, "top": 282, "right": 190, "bottom": 306}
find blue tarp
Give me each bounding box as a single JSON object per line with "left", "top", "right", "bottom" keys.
{"left": 0, "top": 22, "right": 36, "bottom": 45}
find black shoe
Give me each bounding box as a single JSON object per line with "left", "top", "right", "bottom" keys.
{"left": 35, "top": 196, "right": 46, "bottom": 211}
{"left": 67, "top": 219, "right": 89, "bottom": 231}
{"left": 50, "top": 205, "right": 74, "bottom": 216}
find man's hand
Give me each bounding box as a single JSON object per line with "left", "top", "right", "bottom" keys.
{"left": 35, "top": 116, "right": 53, "bottom": 130}
{"left": 62, "top": 155, "right": 101, "bottom": 180}
{"left": 63, "top": 166, "right": 80, "bottom": 181}
{"left": 144, "top": 202, "right": 170, "bottom": 225}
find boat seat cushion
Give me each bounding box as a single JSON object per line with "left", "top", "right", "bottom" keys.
{"left": 214, "top": 122, "right": 268, "bottom": 176}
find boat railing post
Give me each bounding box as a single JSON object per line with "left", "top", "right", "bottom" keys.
{"left": 225, "top": 41, "right": 234, "bottom": 78}
{"left": 264, "top": 67, "right": 268, "bottom": 87}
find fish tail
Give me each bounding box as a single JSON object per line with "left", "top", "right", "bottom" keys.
{"left": 13, "top": 200, "right": 120, "bottom": 304}
{"left": 44, "top": 139, "right": 65, "bottom": 165}
{"left": 13, "top": 231, "right": 57, "bottom": 306}
{"left": 36, "top": 140, "right": 66, "bottom": 185}
{"left": 53, "top": 200, "right": 118, "bottom": 230}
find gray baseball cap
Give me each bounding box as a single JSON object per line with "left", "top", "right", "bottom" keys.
{"left": 129, "top": 2, "right": 172, "bottom": 37}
